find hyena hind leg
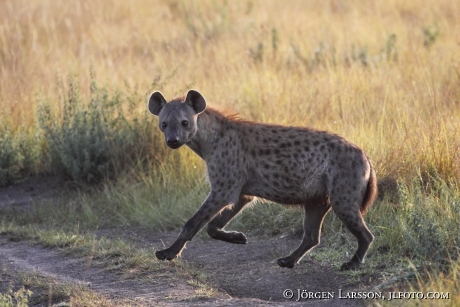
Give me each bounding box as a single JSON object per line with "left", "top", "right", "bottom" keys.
{"left": 207, "top": 195, "right": 254, "bottom": 244}
{"left": 277, "top": 201, "right": 331, "bottom": 268}
{"left": 333, "top": 203, "right": 374, "bottom": 271}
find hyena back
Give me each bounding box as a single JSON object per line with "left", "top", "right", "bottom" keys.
{"left": 148, "top": 90, "right": 377, "bottom": 271}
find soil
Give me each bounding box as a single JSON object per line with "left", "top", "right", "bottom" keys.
{"left": 0, "top": 177, "right": 381, "bottom": 306}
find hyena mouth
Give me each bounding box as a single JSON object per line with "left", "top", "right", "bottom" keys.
{"left": 166, "top": 142, "right": 184, "bottom": 149}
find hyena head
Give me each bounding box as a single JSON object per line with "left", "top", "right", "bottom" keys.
{"left": 148, "top": 90, "right": 206, "bottom": 149}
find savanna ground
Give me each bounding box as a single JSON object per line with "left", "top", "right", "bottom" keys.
{"left": 1, "top": 0, "right": 460, "bottom": 306}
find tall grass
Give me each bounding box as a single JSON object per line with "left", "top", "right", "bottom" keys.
{"left": 1, "top": 0, "right": 459, "bottom": 185}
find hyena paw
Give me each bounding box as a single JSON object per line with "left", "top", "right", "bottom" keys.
{"left": 155, "top": 248, "right": 178, "bottom": 261}
{"left": 209, "top": 230, "right": 248, "bottom": 244}
{"left": 340, "top": 261, "right": 360, "bottom": 271}
{"left": 226, "top": 231, "right": 248, "bottom": 244}
{"left": 276, "top": 257, "right": 295, "bottom": 268}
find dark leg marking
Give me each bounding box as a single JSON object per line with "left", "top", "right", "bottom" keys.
{"left": 277, "top": 201, "right": 331, "bottom": 268}
{"left": 207, "top": 195, "right": 254, "bottom": 244}
{"left": 333, "top": 207, "right": 374, "bottom": 271}
{"left": 155, "top": 191, "right": 231, "bottom": 261}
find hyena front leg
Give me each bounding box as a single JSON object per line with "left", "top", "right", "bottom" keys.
{"left": 207, "top": 195, "right": 254, "bottom": 244}
{"left": 277, "top": 201, "right": 331, "bottom": 268}
{"left": 155, "top": 191, "right": 234, "bottom": 261}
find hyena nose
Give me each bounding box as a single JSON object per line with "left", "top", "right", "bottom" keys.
{"left": 167, "top": 138, "right": 179, "bottom": 146}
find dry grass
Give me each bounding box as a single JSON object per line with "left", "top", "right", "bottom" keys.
{"left": 1, "top": 0, "right": 459, "bottom": 183}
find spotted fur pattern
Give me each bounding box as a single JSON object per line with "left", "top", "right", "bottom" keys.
{"left": 148, "top": 90, "right": 377, "bottom": 270}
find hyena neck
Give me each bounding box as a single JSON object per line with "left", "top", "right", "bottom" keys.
{"left": 186, "top": 108, "right": 226, "bottom": 160}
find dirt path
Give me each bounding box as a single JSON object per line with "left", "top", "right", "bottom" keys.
{"left": 0, "top": 177, "right": 371, "bottom": 306}
{"left": 0, "top": 238, "right": 172, "bottom": 305}
{"left": 0, "top": 236, "right": 245, "bottom": 306}
{"left": 0, "top": 234, "right": 363, "bottom": 306}
{"left": 117, "top": 229, "right": 364, "bottom": 306}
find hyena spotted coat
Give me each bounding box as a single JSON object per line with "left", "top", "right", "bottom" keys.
{"left": 148, "top": 90, "right": 377, "bottom": 270}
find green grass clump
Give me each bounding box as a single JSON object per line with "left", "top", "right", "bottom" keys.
{"left": 0, "top": 122, "right": 42, "bottom": 187}
{"left": 378, "top": 258, "right": 460, "bottom": 307}
{"left": 0, "top": 128, "right": 23, "bottom": 186}
{"left": 357, "top": 174, "right": 460, "bottom": 274}
{"left": 397, "top": 177, "right": 460, "bottom": 265}
{"left": 0, "top": 287, "right": 32, "bottom": 307}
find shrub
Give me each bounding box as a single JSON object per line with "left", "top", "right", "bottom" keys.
{"left": 0, "top": 127, "right": 24, "bottom": 186}
{"left": 37, "top": 73, "right": 167, "bottom": 183}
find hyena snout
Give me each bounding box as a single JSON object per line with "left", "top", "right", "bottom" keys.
{"left": 166, "top": 135, "right": 182, "bottom": 149}
{"left": 163, "top": 124, "right": 193, "bottom": 149}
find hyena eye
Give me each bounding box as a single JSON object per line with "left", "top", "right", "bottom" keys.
{"left": 161, "top": 122, "right": 167, "bottom": 129}
{"left": 181, "top": 120, "right": 189, "bottom": 128}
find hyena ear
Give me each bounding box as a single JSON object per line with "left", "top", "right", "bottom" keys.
{"left": 148, "top": 91, "right": 167, "bottom": 116}
{"left": 184, "top": 90, "right": 206, "bottom": 114}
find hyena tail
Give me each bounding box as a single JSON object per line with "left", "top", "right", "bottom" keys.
{"left": 360, "top": 159, "right": 378, "bottom": 215}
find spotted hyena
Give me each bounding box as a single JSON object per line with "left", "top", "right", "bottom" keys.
{"left": 148, "top": 90, "right": 377, "bottom": 270}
